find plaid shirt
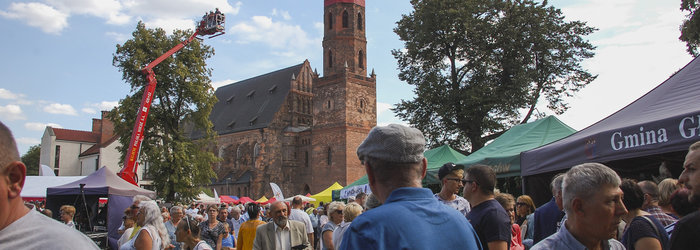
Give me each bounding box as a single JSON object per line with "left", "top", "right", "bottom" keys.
{"left": 644, "top": 205, "right": 677, "bottom": 227}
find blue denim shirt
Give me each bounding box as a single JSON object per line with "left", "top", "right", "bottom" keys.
{"left": 339, "top": 187, "right": 482, "bottom": 250}
{"left": 532, "top": 220, "right": 625, "bottom": 250}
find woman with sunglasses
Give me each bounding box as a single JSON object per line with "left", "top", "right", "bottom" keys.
{"left": 320, "top": 201, "right": 345, "bottom": 250}
{"left": 199, "top": 205, "right": 225, "bottom": 250}
{"left": 176, "top": 215, "right": 213, "bottom": 250}
{"left": 515, "top": 195, "right": 536, "bottom": 246}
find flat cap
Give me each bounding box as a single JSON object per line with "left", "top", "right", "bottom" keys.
{"left": 356, "top": 124, "right": 426, "bottom": 163}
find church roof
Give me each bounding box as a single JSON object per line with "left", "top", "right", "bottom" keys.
{"left": 210, "top": 63, "right": 302, "bottom": 135}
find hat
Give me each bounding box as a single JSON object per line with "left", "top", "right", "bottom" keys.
{"left": 356, "top": 124, "right": 426, "bottom": 163}
{"left": 438, "top": 162, "right": 464, "bottom": 180}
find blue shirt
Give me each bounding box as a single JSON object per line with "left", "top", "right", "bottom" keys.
{"left": 532, "top": 221, "right": 625, "bottom": 250}
{"left": 221, "top": 233, "right": 235, "bottom": 248}
{"left": 533, "top": 197, "right": 565, "bottom": 244}
{"left": 466, "top": 199, "right": 511, "bottom": 249}
{"left": 339, "top": 187, "right": 482, "bottom": 250}
{"left": 164, "top": 220, "right": 183, "bottom": 250}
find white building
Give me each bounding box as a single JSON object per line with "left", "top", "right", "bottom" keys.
{"left": 39, "top": 111, "right": 152, "bottom": 188}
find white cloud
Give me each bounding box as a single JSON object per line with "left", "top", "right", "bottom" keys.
{"left": 44, "top": 103, "right": 78, "bottom": 115}
{"left": 229, "top": 15, "right": 320, "bottom": 57}
{"left": 0, "top": 104, "right": 25, "bottom": 121}
{"left": 0, "top": 2, "right": 69, "bottom": 34}
{"left": 0, "top": 88, "right": 19, "bottom": 100}
{"left": 82, "top": 107, "right": 97, "bottom": 114}
{"left": 272, "top": 9, "right": 291, "bottom": 21}
{"left": 106, "top": 31, "right": 131, "bottom": 42}
{"left": 16, "top": 137, "right": 41, "bottom": 146}
{"left": 47, "top": 0, "right": 129, "bottom": 24}
{"left": 25, "top": 122, "right": 62, "bottom": 131}
{"left": 376, "top": 102, "right": 392, "bottom": 116}
{"left": 211, "top": 79, "right": 237, "bottom": 89}
{"left": 82, "top": 101, "right": 118, "bottom": 114}
{"left": 144, "top": 18, "right": 195, "bottom": 35}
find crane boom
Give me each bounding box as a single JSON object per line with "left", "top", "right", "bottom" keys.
{"left": 118, "top": 10, "right": 225, "bottom": 185}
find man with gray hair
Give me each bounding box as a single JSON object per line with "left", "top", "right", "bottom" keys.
{"left": 532, "top": 173, "right": 566, "bottom": 244}
{"left": 532, "top": 163, "right": 627, "bottom": 250}
{"left": 339, "top": 124, "right": 480, "bottom": 250}
{"left": 638, "top": 180, "right": 677, "bottom": 227}
{"left": 165, "top": 205, "right": 184, "bottom": 250}
{"left": 0, "top": 121, "right": 99, "bottom": 249}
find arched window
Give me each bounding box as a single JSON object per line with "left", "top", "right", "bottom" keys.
{"left": 328, "top": 50, "right": 333, "bottom": 68}
{"left": 360, "top": 99, "right": 365, "bottom": 112}
{"left": 358, "top": 50, "right": 364, "bottom": 69}
{"left": 328, "top": 12, "right": 333, "bottom": 30}
{"left": 342, "top": 11, "right": 349, "bottom": 28}
{"left": 236, "top": 145, "right": 243, "bottom": 162}
{"left": 357, "top": 13, "right": 363, "bottom": 30}
{"left": 327, "top": 147, "right": 332, "bottom": 165}
{"left": 254, "top": 143, "right": 261, "bottom": 158}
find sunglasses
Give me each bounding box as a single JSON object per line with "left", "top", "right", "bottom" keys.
{"left": 516, "top": 202, "right": 527, "bottom": 207}
{"left": 461, "top": 179, "right": 477, "bottom": 185}
{"left": 335, "top": 210, "right": 343, "bottom": 214}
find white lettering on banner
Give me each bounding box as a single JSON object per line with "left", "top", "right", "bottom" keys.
{"left": 611, "top": 126, "right": 668, "bottom": 151}
{"left": 680, "top": 115, "right": 700, "bottom": 138}
{"left": 490, "top": 164, "right": 510, "bottom": 174}
{"left": 340, "top": 184, "right": 371, "bottom": 199}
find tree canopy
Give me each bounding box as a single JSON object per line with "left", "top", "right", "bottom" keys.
{"left": 681, "top": 0, "right": 700, "bottom": 56}
{"left": 21, "top": 144, "right": 40, "bottom": 176}
{"left": 109, "top": 21, "right": 219, "bottom": 202}
{"left": 392, "top": 0, "right": 597, "bottom": 152}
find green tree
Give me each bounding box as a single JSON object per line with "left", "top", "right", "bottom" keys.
{"left": 108, "top": 21, "right": 219, "bottom": 202}
{"left": 392, "top": 0, "right": 596, "bottom": 152}
{"left": 21, "top": 144, "right": 40, "bottom": 176}
{"left": 681, "top": 0, "right": 700, "bottom": 56}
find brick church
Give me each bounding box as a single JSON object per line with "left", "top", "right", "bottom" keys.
{"left": 208, "top": 0, "right": 376, "bottom": 198}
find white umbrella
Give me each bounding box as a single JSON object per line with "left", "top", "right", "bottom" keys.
{"left": 283, "top": 195, "right": 316, "bottom": 202}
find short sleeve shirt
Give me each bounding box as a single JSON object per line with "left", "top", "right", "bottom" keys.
{"left": 466, "top": 199, "right": 512, "bottom": 249}
{"left": 199, "top": 221, "right": 225, "bottom": 249}
{"left": 289, "top": 208, "right": 314, "bottom": 233}
{"left": 434, "top": 193, "right": 471, "bottom": 217}
{"left": 621, "top": 215, "right": 669, "bottom": 250}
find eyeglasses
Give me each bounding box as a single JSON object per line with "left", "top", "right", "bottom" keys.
{"left": 516, "top": 202, "right": 527, "bottom": 207}
{"left": 446, "top": 178, "right": 462, "bottom": 184}
{"left": 335, "top": 210, "right": 343, "bottom": 214}
{"left": 461, "top": 179, "right": 476, "bottom": 185}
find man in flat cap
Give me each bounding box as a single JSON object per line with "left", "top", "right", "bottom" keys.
{"left": 339, "top": 124, "right": 481, "bottom": 250}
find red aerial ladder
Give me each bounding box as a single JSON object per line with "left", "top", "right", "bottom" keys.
{"left": 118, "top": 10, "right": 226, "bottom": 185}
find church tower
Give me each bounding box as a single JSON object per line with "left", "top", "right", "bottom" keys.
{"left": 311, "top": 0, "right": 377, "bottom": 192}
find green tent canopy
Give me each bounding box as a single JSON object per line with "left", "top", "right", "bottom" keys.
{"left": 341, "top": 144, "right": 468, "bottom": 194}
{"left": 456, "top": 116, "right": 576, "bottom": 178}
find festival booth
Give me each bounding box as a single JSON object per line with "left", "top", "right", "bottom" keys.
{"left": 338, "top": 145, "right": 467, "bottom": 199}
{"left": 219, "top": 195, "right": 238, "bottom": 204}
{"left": 21, "top": 176, "right": 83, "bottom": 201}
{"left": 456, "top": 116, "right": 576, "bottom": 178}
{"left": 46, "top": 167, "right": 156, "bottom": 250}
{"left": 521, "top": 56, "right": 700, "bottom": 206}
{"left": 310, "top": 182, "right": 343, "bottom": 206}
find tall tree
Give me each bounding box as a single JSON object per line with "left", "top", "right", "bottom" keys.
{"left": 392, "top": 0, "right": 596, "bottom": 152}
{"left": 681, "top": 0, "right": 700, "bottom": 56}
{"left": 21, "top": 144, "right": 40, "bottom": 176}
{"left": 109, "top": 22, "right": 219, "bottom": 202}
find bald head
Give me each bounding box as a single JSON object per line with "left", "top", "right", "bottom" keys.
{"left": 0, "top": 121, "right": 20, "bottom": 170}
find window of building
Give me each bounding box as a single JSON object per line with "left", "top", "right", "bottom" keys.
{"left": 254, "top": 143, "right": 261, "bottom": 158}
{"left": 342, "top": 10, "right": 349, "bottom": 28}
{"left": 328, "top": 50, "right": 333, "bottom": 68}
{"left": 328, "top": 12, "right": 333, "bottom": 30}
{"left": 357, "top": 13, "right": 363, "bottom": 30}
{"left": 305, "top": 151, "right": 309, "bottom": 168}
{"left": 54, "top": 145, "right": 60, "bottom": 175}
{"left": 95, "top": 156, "right": 99, "bottom": 172}
{"left": 236, "top": 145, "right": 242, "bottom": 162}
{"left": 327, "top": 147, "right": 332, "bottom": 165}
{"left": 358, "top": 50, "right": 364, "bottom": 69}
{"left": 326, "top": 100, "right": 332, "bottom": 110}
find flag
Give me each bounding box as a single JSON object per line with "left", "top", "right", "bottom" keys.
{"left": 270, "top": 183, "right": 284, "bottom": 201}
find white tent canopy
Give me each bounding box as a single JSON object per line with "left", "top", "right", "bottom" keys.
{"left": 21, "top": 176, "right": 84, "bottom": 200}
{"left": 283, "top": 195, "right": 316, "bottom": 202}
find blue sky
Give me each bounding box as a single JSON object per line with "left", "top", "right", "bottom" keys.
{"left": 0, "top": 0, "right": 693, "bottom": 155}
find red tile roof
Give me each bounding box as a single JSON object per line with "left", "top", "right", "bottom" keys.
{"left": 52, "top": 128, "right": 100, "bottom": 143}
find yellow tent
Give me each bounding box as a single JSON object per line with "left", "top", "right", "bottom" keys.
{"left": 309, "top": 182, "right": 344, "bottom": 206}
{"left": 256, "top": 196, "right": 268, "bottom": 203}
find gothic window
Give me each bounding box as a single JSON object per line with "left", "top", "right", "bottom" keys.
{"left": 328, "top": 50, "right": 333, "bottom": 68}
{"left": 236, "top": 144, "right": 243, "bottom": 162}
{"left": 326, "top": 100, "right": 332, "bottom": 110}
{"left": 359, "top": 99, "right": 365, "bottom": 113}
{"left": 254, "top": 143, "right": 261, "bottom": 158}
{"left": 327, "top": 147, "right": 332, "bottom": 165}
{"left": 342, "top": 11, "right": 349, "bottom": 28}
{"left": 357, "top": 13, "right": 363, "bottom": 30}
{"left": 358, "top": 50, "right": 364, "bottom": 69}
{"left": 328, "top": 12, "right": 333, "bottom": 30}
{"left": 305, "top": 151, "right": 309, "bottom": 168}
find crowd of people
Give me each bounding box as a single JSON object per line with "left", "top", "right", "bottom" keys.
{"left": 3, "top": 120, "right": 700, "bottom": 250}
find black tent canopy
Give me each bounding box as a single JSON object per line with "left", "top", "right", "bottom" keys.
{"left": 521, "top": 56, "right": 700, "bottom": 205}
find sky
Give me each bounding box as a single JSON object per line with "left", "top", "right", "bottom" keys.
{"left": 0, "top": 0, "right": 694, "bottom": 156}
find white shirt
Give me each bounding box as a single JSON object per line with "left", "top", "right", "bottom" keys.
{"left": 273, "top": 221, "right": 292, "bottom": 250}
{"left": 288, "top": 208, "right": 314, "bottom": 233}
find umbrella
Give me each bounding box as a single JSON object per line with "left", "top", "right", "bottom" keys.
{"left": 284, "top": 195, "right": 317, "bottom": 202}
